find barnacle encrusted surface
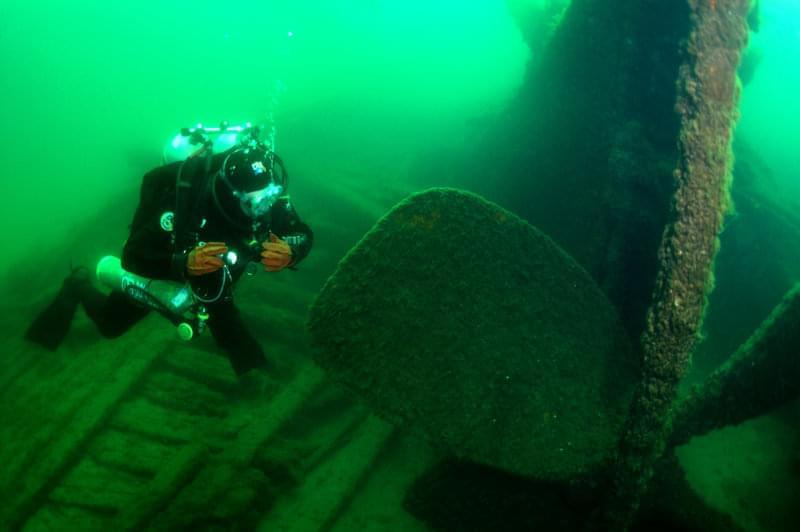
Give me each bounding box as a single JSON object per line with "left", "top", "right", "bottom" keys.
{"left": 308, "top": 188, "right": 637, "bottom": 479}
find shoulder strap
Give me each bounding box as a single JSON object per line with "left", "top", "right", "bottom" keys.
{"left": 174, "top": 153, "right": 213, "bottom": 251}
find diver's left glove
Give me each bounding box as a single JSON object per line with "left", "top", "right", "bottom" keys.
{"left": 261, "top": 233, "right": 293, "bottom": 272}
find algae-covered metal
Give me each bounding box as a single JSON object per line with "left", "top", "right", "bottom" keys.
{"left": 670, "top": 283, "right": 800, "bottom": 447}
{"left": 308, "top": 188, "right": 638, "bottom": 479}
{"left": 600, "top": 0, "right": 753, "bottom": 528}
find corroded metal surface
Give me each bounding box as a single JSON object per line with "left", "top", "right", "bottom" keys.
{"left": 309, "top": 188, "right": 638, "bottom": 479}
{"left": 670, "top": 283, "right": 800, "bottom": 447}
{"left": 600, "top": 1, "right": 752, "bottom": 528}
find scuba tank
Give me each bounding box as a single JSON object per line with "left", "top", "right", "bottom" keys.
{"left": 163, "top": 121, "right": 266, "bottom": 163}
{"left": 96, "top": 256, "right": 207, "bottom": 341}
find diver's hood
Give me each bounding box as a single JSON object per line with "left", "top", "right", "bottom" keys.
{"left": 210, "top": 146, "right": 288, "bottom": 231}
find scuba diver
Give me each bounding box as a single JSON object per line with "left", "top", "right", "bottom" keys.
{"left": 25, "top": 127, "right": 313, "bottom": 384}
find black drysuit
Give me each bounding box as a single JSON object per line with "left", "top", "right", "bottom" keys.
{"left": 74, "top": 157, "right": 312, "bottom": 375}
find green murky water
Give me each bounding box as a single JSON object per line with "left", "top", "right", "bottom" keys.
{"left": 0, "top": 1, "right": 797, "bottom": 530}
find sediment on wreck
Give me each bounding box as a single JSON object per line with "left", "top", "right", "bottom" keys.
{"left": 669, "top": 283, "right": 800, "bottom": 447}
{"left": 695, "top": 137, "right": 800, "bottom": 374}
{"left": 307, "top": 188, "right": 639, "bottom": 481}
{"left": 597, "top": 1, "right": 752, "bottom": 529}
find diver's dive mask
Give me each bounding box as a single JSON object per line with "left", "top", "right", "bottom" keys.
{"left": 237, "top": 181, "right": 284, "bottom": 219}
{"left": 215, "top": 145, "right": 288, "bottom": 226}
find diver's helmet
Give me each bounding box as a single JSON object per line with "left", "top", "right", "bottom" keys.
{"left": 211, "top": 145, "right": 287, "bottom": 230}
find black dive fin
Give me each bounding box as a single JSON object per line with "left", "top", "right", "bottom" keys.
{"left": 24, "top": 286, "right": 80, "bottom": 351}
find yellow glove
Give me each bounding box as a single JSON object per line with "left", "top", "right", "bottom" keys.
{"left": 187, "top": 242, "right": 228, "bottom": 277}
{"left": 261, "top": 232, "right": 293, "bottom": 272}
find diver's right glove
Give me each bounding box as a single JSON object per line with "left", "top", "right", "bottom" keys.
{"left": 186, "top": 242, "right": 228, "bottom": 277}
{"left": 261, "top": 233, "right": 293, "bottom": 272}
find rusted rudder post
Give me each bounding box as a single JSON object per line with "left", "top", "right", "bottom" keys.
{"left": 597, "top": 1, "right": 751, "bottom": 529}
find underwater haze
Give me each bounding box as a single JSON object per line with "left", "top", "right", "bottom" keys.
{"left": 0, "top": 0, "right": 528, "bottom": 277}
{"left": 2, "top": 0, "right": 800, "bottom": 531}
{"left": 738, "top": 0, "right": 800, "bottom": 209}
